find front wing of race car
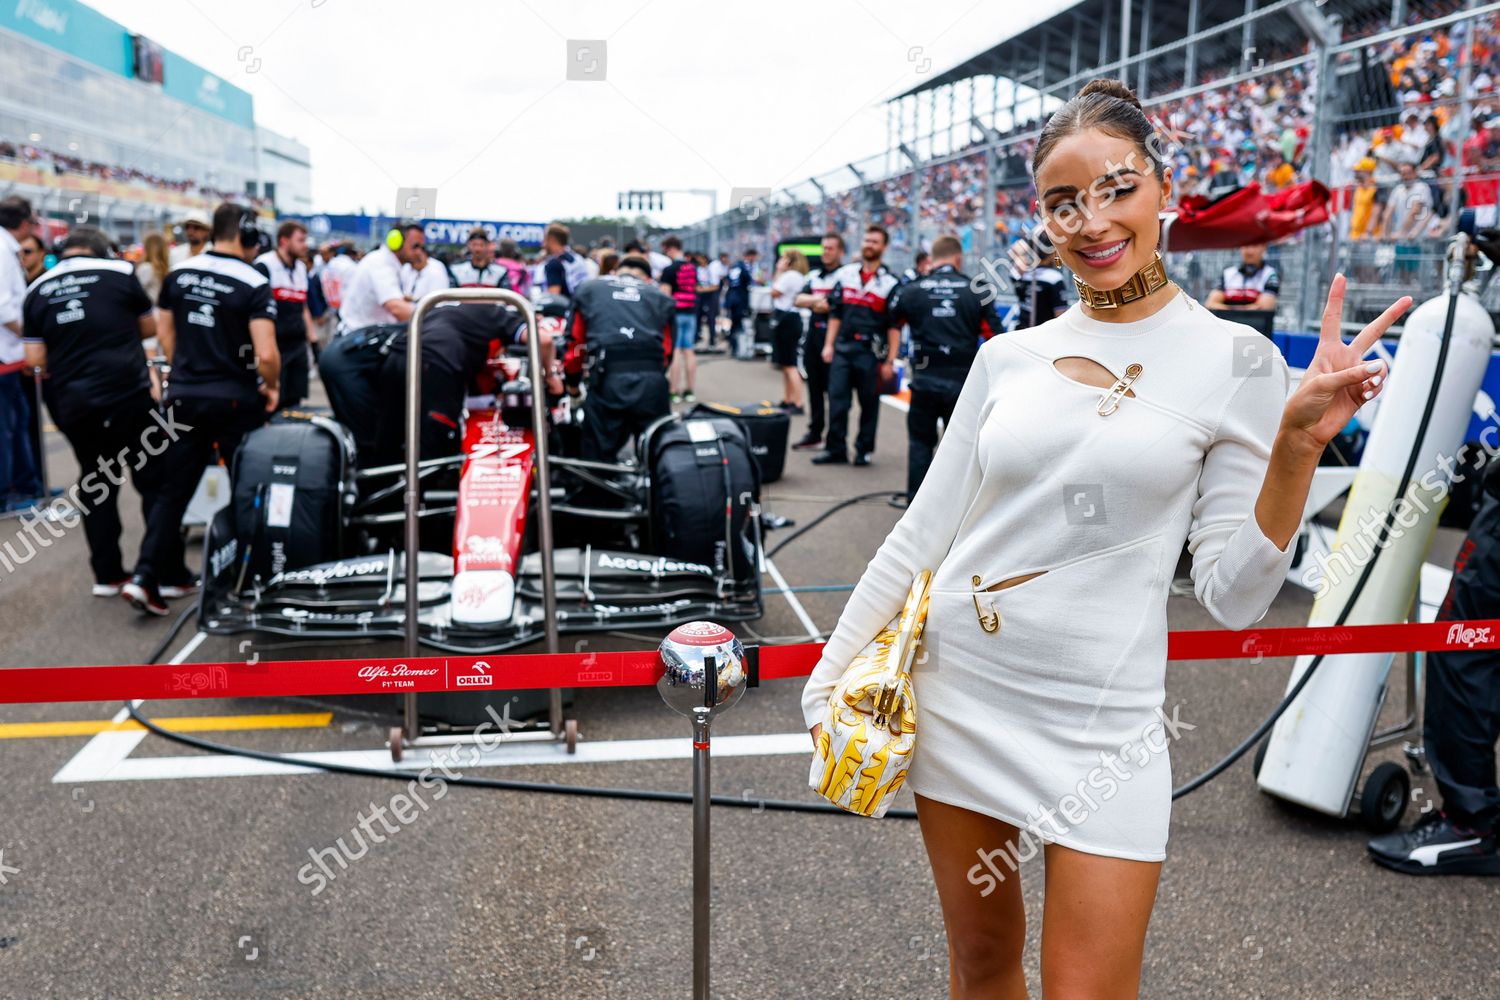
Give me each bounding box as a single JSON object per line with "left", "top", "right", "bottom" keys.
{"left": 198, "top": 528, "right": 764, "bottom": 653}
{"left": 198, "top": 392, "right": 765, "bottom": 652}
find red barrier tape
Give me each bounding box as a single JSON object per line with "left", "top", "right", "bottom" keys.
{"left": 1, "top": 619, "right": 1497, "bottom": 706}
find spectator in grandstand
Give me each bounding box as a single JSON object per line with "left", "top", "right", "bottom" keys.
{"left": 769, "top": 248, "right": 809, "bottom": 414}
{"left": 1384, "top": 161, "right": 1436, "bottom": 241}
{"left": 1386, "top": 160, "right": 1436, "bottom": 277}
{"left": 1349, "top": 158, "right": 1384, "bottom": 240}
{"left": 1206, "top": 243, "right": 1280, "bottom": 312}
{"left": 1419, "top": 114, "right": 1446, "bottom": 177}
{"left": 0, "top": 194, "right": 43, "bottom": 512}
{"left": 1462, "top": 115, "right": 1500, "bottom": 209}
{"left": 136, "top": 233, "right": 170, "bottom": 305}
{"left": 168, "top": 210, "right": 211, "bottom": 266}
{"left": 18, "top": 233, "right": 46, "bottom": 284}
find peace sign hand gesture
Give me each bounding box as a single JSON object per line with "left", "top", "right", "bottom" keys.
{"left": 1280, "top": 273, "right": 1412, "bottom": 451}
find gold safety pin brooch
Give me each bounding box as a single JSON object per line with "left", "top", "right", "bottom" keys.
{"left": 1097, "top": 363, "right": 1144, "bottom": 417}
{"left": 970, "top": 575, "right": 1001, "bottom": 634}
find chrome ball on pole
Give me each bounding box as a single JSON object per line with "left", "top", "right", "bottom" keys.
{"left": 656, "top": 622, "right": 747, "bottom": 1000}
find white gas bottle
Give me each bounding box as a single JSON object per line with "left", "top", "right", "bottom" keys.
{"left": 1258, "top": 290, "right": 1494, "bottom": 816}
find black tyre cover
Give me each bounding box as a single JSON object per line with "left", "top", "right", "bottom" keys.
{"left": 648, "top": 415, "right": 760, "bottom": 582}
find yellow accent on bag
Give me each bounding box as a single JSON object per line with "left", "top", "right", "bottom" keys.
{"left": 808, "top": 569, "right": 933, "bottom": 818}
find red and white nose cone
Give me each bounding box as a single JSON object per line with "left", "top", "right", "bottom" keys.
{"left": 666, "top": 621, "right": 736, "bottom": 647}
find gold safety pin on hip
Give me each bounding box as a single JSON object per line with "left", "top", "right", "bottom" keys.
{"left": 971, "top": 575, "right": 1001, "bottom": 634}
{"left": 1097, "top": 363, "right": 1144, "bottom": 417}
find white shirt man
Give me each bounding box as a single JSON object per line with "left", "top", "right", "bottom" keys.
{"left": 168, "top": 211, "right": 211, "bottom": 266}
{"left": 1383, "top": 167, "right": 1435, "bottom": 240}
{"left": 341, "top": 245, "right": 410, "bottom": 329}
{"left": 706, "top": 255, "right": 728, "bottom": 289}
{"left": 647, "top": 247, "right": 671, "bottom": 280}
{"left": 0, "top": 223, "right": 26, "bottom": 368}
{"left": 402, "top": 251, "right": 454, "bottom": 301}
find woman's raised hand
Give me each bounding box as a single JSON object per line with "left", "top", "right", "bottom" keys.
{"left": 1280, "top": 272, "right": 1412, "bottom": 450}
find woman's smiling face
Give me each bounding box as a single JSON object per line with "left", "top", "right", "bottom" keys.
{"left": 1035, "top": 128, "right": 1170, "bottom": 289}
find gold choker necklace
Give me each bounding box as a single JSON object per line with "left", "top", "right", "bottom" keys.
{"left": 1071, "top": 250, "right": 1170, "bottom": 309}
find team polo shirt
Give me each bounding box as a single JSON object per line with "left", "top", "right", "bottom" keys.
{"left": 254, "top": 250, "right": 310, "bottom": 354}
{"left": 22, "top": 256, "right": 153, "bottom": 423}
{"left": 827, "top": 262, "right": 899, "bottom": 352}
{"left": 158, "top": 250, "right": 275, "bottom": 403}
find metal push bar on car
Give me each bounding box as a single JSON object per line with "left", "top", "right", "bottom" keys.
{"left": 393, "top": 287, "right": 569, "bottom": 757}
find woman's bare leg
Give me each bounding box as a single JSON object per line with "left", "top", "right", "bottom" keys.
{"left": 1039, "top": 842, "right": 1161, "bottom": 998}
{"left": 916, "top": 793, "right": 1033, "bottom": 999}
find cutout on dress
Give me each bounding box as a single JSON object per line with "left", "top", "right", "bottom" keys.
{"left": 1053, "top": 356, "right": 1136, "bottom": 397}
{"left": 981, "top": 570, "right": 1048, "bottom": 592}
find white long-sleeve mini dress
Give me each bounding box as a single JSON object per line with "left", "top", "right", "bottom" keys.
{"left": 801, "top": 288, "right": 1299, "bottom": 862}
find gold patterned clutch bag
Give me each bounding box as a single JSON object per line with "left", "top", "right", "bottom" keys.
{"left": 808, "top": 569, "right": 933, "bottom": 818}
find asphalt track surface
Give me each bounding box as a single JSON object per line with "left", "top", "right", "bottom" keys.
{"left": 0, "top": 344, "right": 1496, "bottom": 999}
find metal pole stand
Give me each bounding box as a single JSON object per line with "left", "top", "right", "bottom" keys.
{"left": 386, "top": 287, "right": 574, "bottom": 761}
{"left": 656, "top": 622, "right": 748, "bottom": 1000}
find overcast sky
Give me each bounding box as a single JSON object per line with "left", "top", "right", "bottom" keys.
{"left": 82, "top": 0, "right": 1066, "bottom": 227}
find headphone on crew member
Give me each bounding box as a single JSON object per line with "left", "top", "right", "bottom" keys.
{"left": 237, "top": 204, "right": 261, "bottom": 250}
{"left": 386, "top": 219, "right": 420, "bottom": 252}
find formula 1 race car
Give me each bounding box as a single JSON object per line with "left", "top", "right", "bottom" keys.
{"left": 197, "top": 311, "right": 766, "bottom": 653}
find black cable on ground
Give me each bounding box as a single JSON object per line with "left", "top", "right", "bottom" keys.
{"left": 765, "top": 490, "right": 904, "bottom": 559}
{"left": 1172, "top": 276, "right": 1458, "bottom": 799}
{"left": 130, "top": 596, "right": 917, "bottom": 819}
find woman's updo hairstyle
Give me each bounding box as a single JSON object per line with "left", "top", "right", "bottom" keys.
{"left": 1031, "top": 78, "right": 1166, "bottom": 183}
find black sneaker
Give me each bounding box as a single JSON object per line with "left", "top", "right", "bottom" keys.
{"left": 121, "top": 575, "right": 169, "bottom": 617}
{"left": 1367, "top": 810, "right": 1500, "bottom": 876}
{"left": 853, "top": 452, "right": 873, "bottom": 467}
{"left": 779, "top": 402, "right": 805, "bottom": 415}
{"left": 811, "top": 451, "right": 847, "bottom": 465}
{"left": 791, "top": 433, "right": 823, "bottom": 451}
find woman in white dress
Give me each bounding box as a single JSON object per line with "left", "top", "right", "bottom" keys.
{"left": 802, "top": 77, "right": 1413, "bottom": 998}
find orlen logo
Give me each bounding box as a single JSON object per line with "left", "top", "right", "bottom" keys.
{"left": 455, "top": 660, "right": 494, "bottom": 688}
{"left": 1445, "top": 622, "right": 1493, "bottom": 648}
